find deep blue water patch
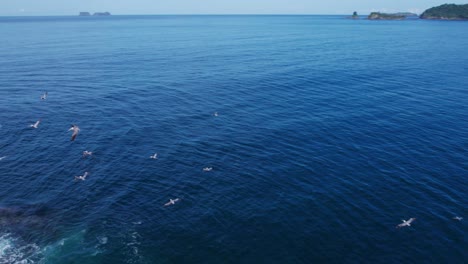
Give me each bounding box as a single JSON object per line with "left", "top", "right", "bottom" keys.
{"left": 0, "top": 15, "right": 467, "bottom": 263}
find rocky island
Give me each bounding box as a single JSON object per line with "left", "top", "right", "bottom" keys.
{"left": 368, "top": 12, "right": 406, "bottom": 20}
{"left": 420, "top": 4, "right": 468, "bottom": 20}
{"left": 79, "top": 12, "right": 90, "bottom": 16}
{"left": 367, "top": 12, "right": 418, "bottom": 20}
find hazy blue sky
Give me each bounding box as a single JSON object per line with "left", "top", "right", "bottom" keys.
{"left": 1, "top": 1, "right": 467, "bottom": 16}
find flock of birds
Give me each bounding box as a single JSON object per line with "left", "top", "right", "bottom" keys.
{"left": 20, "top": 92, "right": 218, "bottom": 207}
{"left": 3, "top": 92, "right": 465, "bottom": 222}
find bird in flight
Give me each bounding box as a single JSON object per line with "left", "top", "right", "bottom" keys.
{"left": 150, "top": 153, "right": 158, "bottom": 159}
{"left": 83, "top": 151, "right": 93, "bottom": 157}
{"left": 40, "top": 92, "right": 48, "bottom": 100}
{"left": 203, "top": 167, "right": 213, "bottom": 172}
{"left": 213, "top": 112, "right": 218, "bottom": 117}
{"left": 75, "top": 172, "right": 89, "bottom": 181}
{"left": 396, "top": 218, "right": 416, "bottom": 228}
{"left": 164, "top": 198, "right": 180, "bottom": 207}
{"left": 453, "top": 216, "right": 463, "bottom": 221}
{"left": 69, "top": 124, "right": 80, "bottom": 141}
{"left": 0, "top": 156, "right": 7, "bottom": 161}
{"left": 30, "top": 119, "right": 41, "bottom": 129}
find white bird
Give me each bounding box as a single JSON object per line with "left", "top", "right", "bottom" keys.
{"left": 213, "top": 112, "right": 218, "bottom": 117}
{"left": 203, "top": 167, "right": 213, "bottom": 172}
{"left": 0, "top": 156, "right": 7, "bottom": 161}
{"left": 40, "top": 92, "right": 48, "bottom": 100}
{"left": 69, "top": 124, "right": 80, "bottom": 141}
{"left": 74, "top": 171, "right": 89, "bottom": 181}
{"left": 396, "top": 218, "right": 416, "bottom": 228}
{"left": 30, "top": 119, "right": 41, "bottom": 128}
{"left": 150, "top": 153, "right": 158, "bottom": 159}
{"left": 453, "top": 216, "right": 463, "bottom": 221}
{"left": 164, "top": 198, "right": 180, "bottom": 207}
{"left": 83, "top": 151, "right": 93, "bottom": 157}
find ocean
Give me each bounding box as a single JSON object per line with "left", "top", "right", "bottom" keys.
{"left": 0, "top": 15, "right": 466, "bottom": 263}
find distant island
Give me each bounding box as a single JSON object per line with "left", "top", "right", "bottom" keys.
{"left": 368, "top": 12, "right": 406, "bottom": 20}
{"left": 393, "top": 12, "right": 419, "bottom": 18}
{"left": 420, "top": 4, "right": 468, "bottom": 20}
{"left": 93, "top": 12, "right": 111, "bottom": 16}
{"left": 79, "top": 12, "right": 111, "bottom": 16}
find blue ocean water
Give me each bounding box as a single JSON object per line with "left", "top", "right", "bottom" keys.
{"left": 0, "top": 15, "right": 467, "bottom": 263}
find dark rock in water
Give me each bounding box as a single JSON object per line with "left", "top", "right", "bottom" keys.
{"left": 368, "top": 12, "right": 406, "bottom": 20}
{"left": 93, "top": 12, "right": 111, "bottom": 16}
{"left": 420, "top": 4, "right": 468, "bottom": 20}
{"left": 351, "top": 11, "right": 359, "bottom": 19}
{"left": 79, "top": 12, "right": 90, "bottom": 16}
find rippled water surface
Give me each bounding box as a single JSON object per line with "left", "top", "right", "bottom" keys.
{"left": 0, "top": 15, "right": 467, "bottom": 263}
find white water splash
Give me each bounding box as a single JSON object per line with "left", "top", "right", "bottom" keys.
{"left": 97, "top": 236, "right": 108, "bottom": 245}
{"left": 0, "top": 233, "right": 42, "bottom": 264}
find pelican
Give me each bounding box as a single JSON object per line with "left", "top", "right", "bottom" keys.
{"left": 150, "top": 153, "right": 158, "bottom": 159}
{"left": 83, "top": 151, "right": 93, "bottom": 157}
{"left": 30, "top": 119, "right": 41, "bottom": 128}
{"left": 203, "top": 167, "right": 213, "bottom": 172}
{"left": 453, "top": 216, "right": 463, "bottom": 221}
{"left": 69, "top": 124, "right": 80, "bottom": 141}
{"left": 164, "top": 198, "right": 180, "bottom": 207}
{"left": 74, "top": 172, "right": 88, "bottom": 181}
{"left": 40, "top": 92, "right": 48, "bottom": 100}
{"left": 396, "top": 218, "right": 416, "bottom": 228}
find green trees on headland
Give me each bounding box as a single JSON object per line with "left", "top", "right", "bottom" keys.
{"left": 420, "top": 4, "right": 468, "bottom": 20}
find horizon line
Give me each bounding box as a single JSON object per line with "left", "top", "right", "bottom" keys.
{"left": 0, "top": 13, "right": 421, "bottom": 17}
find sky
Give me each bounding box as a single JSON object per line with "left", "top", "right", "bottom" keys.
{"left": 1, "top": 0, "right": 467, "bottom": 16}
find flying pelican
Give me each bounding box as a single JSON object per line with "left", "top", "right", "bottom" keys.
{"left": 164, "top": 198, "right": 180, "bottom": 207}
{"left": 453, "top": 216, "right": 463, "bottom": 221}
{"left": 74, "top": 172, "right": 88, "bottom": 181}
{"left": 30, "top": 119, "right": 41, "bottom": 128}
{"left": 150, "top": 153, "right": 158, "bottom": 159}
{"left": 83, "top": 151, "right": 93, "bottom": 157}
{"left": 69, "top": 125, "right": 80, "bottom": 141}
{"left": 40, "top": 92, "right": 48, "bottom": 100}
{"left": 396, "top": 218, "right": 416, "bottom": 228}
{"left": 203, "top": 167, "right": 213, "bottom": 172}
